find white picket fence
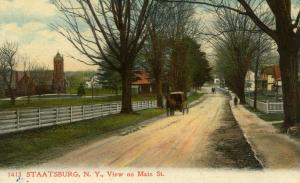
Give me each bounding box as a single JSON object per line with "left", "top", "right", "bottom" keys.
{"left": 246, "top": 98, "right": 283, "bottom": 114}
{"left": 0, "top": 100, "right": 157, "bottom": 135}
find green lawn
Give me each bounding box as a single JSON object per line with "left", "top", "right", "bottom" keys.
{"left": 244, "top": 105, "right": 284, "bottom": 122}
{"left": 0, "top": 108, "right": 164, "bottom": 168}
{"left": 66, "top": 87, "right": 121, "bottom": 96}
{"left": 188, "top": 92, "right": 204, "bottom": 103}
{"left": 0, "top": 94, "right": 156, "bottom": 110}
{"left": 272, "top": 123, "right": 300, "bottom": 141}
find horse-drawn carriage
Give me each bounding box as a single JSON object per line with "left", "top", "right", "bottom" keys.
{"left": 166, "top": 91, "right": 189, "bottom": 116}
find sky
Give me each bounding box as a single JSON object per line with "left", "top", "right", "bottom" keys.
{"left": 0, "top": 0, "right": 95, "bottom": 71}
{"left": 0, "top": 0, "right": 299, "bottom": 71}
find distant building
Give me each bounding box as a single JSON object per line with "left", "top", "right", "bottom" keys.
{"left": 4, "top": 52, "right": 66, "bottom": 97}
{"left": 214, "top": 78, "right": 220, "bottom": 85}
{"left": 52, "top": 52, "right": 66, "bottom": 93}
{"left": 131, "top": 70, "right": 153, "bottom": 95}
{"left": 85, "top": 75, "right": 101, "bottom": 88}
{"left": 245, "top": 71, "right": 255, "bottom": 92}
{"left": 260, "top": 64, "right": 282, "bottom": 95}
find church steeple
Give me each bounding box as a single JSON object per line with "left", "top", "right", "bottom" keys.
{"left": 52, "top": 51, "right": 65, "bottom": 93}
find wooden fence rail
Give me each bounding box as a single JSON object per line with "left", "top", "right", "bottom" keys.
{"left": 216, "top": 87, "right": 283, "bottom": 114}
{"left": 0, "top": 100, "right": 157, "bottom": 135}
{"left": 246, "top": 98, "right": 283, "bottom": 114}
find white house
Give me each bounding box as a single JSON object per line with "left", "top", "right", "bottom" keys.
{"left": 245, "top": 71, "right": 255, "bottom": 92}
{"left": 85, "top": 75, "right": 101, "bottom": 88}
{"left": 214, "top": 77, "right": 220, "bottom": 85}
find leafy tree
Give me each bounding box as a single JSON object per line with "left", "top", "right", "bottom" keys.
{"left": 185, "top": 38, "right": 211, "bottom": 90}
{"left": 98, "top": 62, "right": 121, "bottom": 96}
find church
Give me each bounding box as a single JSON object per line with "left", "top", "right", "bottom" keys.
{"left": 11, "top": 52, "right": 66, "bottom": 96}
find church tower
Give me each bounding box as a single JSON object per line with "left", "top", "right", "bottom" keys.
{"left": 52, "top": 52, "right": 66, "bottom": 93}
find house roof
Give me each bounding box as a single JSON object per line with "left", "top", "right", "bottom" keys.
{"left": 261, "top": 64, "right": 281, "bottom": 81}
{"left": 132, "top": 70, "right": 151, "bottom": 85}
{"left": 12, "top": 70, "right": 54, "bottom": 87}
{"left": 273, "top": 65, "right": 281, "bottom": 80}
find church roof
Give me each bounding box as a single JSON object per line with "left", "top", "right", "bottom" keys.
{"left": 54, "top": 52, "right": 63, "bottom": 60}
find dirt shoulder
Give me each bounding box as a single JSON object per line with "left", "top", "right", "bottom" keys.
{"left": 199, "top": 97, "right": 262, "bottom": 169}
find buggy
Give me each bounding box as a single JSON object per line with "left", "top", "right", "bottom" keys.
{"left": 166, "top": 91, "right": 189, "bottom": 116}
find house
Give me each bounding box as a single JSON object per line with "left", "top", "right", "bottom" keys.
{"left": 214, "top": 77, "right": 220, "bottom": 85}
{"left": 245, "top": 71, "right": 255, "bottom": 92}
{"left": 260, "top": 64, "right": 282, "bottom": 95}
{"left": 4, "top": 52, "right": 66, "bottom": 97}
{"left": 131, "top": 70, "right": 153, "bottom": 95}
{"left": 85, "top": 75, "right": 101, "bottom": 88}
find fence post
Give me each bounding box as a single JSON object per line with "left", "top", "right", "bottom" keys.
{"left": 38, "top": 108, "right": 41, "bottom": 127}
{"left": 16, "top": 109, "right": 20, "bottom": 129}
{"left": 266, "top": 100, "right": 269, "bottom": 114}
{"left": 56, "top": 107, "right": 59, "bottom": 124}
{"left": 70, "top": 106, "right": 72, "bottom": 123}
{"left": 92, "top": 104, "right": 94, "bottom": 118}
{"left": 82, "top": 105, "right": 85, "bottom": 119}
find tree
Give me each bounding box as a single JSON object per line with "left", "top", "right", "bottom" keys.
{"left": 98, "top": 61, "right": 121, "bottom": 96}
{"left": 77, "top": 83, "right": 86, "bottom": 96}
{"left": 0, "top": 41, "right": 18, "bottom": 105}
{"left": 214, "top": 8, "right": 258, "bottom": 104}
{"left": 164, "top": 0, "right": 300, "bottom": 130}
{"left": 21, "top": 58, "right": 36, "bottom": 104}
{"left": 251, "top": 32, "right": 273, "bottom": 110}
{"left": 145, "top": 1, "right": 170, "bottom": 107}
{"left": 165, "top": 2, "right": 201, "bottom": 94}
{"left": 53, "top": 0, "right": 153, "bottom": 113}
{"left": 30, "top": 64, "right": 52, "bottom": 96}
{"left": 185, "top": 38, "right": 211, "bottom": 89}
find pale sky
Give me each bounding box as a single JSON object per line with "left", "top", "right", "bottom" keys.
{"left": 0, "top": 0, "right": 299, "bottom": 71}
{"left": 0, "top": 0, "right": 95, "bottom": 71}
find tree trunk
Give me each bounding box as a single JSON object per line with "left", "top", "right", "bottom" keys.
{"left": 120, "top": 69, "right": 133, "bottom": 113}
{"left": 8, "top": 87, "right": 15, "bottom": 105}
{"left": 278, "top": 48, "right": 299, "bottom": 129}
{"left": 253, "top": 53, "right": 260, "bottom": 110}
{"left": 236, "top": 78, "right": 246, "bottom": 105}
{"left": 156, "top": 79, "right": 163, "bottom": 108}
{"left": 238, "top": 90, "right": 246, "bottom": 104}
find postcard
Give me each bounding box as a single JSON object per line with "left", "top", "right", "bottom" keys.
{"left": 0, "top": 0, "right": 299, "bottom": 183}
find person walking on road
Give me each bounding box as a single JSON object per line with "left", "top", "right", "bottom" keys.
{"left": 234, "top": 96, "right": 238, "bottom": 106}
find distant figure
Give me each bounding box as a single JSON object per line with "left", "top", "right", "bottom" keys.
{"left": 234, "top": 96, "right": 238, "bottom": 106}
{"left": 211, "top": 87, "right": 215, "bottom": 94}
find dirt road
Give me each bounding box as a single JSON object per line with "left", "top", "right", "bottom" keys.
{"left": 43, "top": 93, "right": 227, "bottom": 168}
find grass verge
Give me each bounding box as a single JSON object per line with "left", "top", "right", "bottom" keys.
{"left": 244, "top": 105, "right": 284, "bottom": 122}
{"left": 188, "top": 92, "right": 204, "bottom": 103}
{"left": 0, "top": 95, "right": 156, "bottom": 110}
{"left": 245, "top": 106, "right": 300, "bottom": 141}
{"left": 0, "top": 108, "right": 164, "bottom": 168}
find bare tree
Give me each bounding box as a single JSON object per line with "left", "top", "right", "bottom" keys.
{"left": 21, "top": 58, "right": 36, "bottom": 104}
{"left": 144, "top": 1, "right": 171, "bottom": 107}
{"left": 166, "top": 2, "right": 201, "bottom": 94}
{"left": 0, "top": 42, "right": 18, "bottom": 105}
{"left": 214, "top": 7, "right": 258, "bottom": 104}
{"left": 52, "top": 0, "right": 153, "bottom": 113}
{"left": 30, "top": 64, "right": 51, "bottom": 96}
{"left": 252, "top": 32, "right": 273, "bottom": 110}
{"left": 163, "top": 0, "right": 300, "bottom": 130}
